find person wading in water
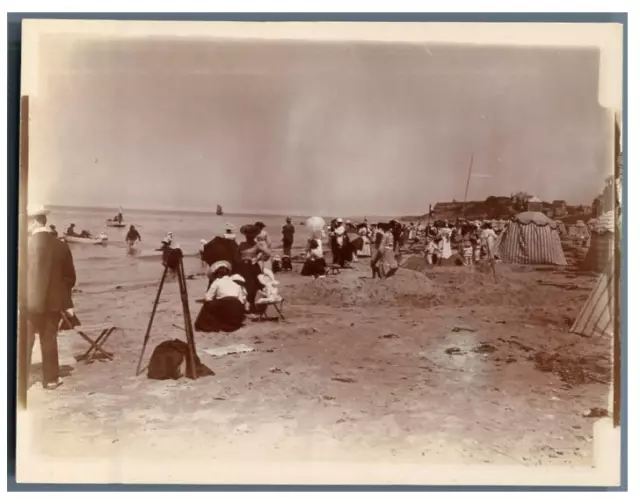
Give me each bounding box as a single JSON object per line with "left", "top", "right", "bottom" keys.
{"left": 125, "top": 225, "right": 142, "bottom": 253}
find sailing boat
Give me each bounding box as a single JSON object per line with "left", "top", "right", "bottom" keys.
{"left": 216, "top": 204, "right": 223, "bottom": 216}
{"left": 106, "top": 206, "right": 126, "bottom": 227}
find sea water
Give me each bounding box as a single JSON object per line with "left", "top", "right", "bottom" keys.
{"left": 46, "top": 207, "right": 311, "bottom": 292}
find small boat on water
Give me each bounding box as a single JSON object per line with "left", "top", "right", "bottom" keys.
{"left": 107, "top": 206, "right": 126, "bottom": 227}
{"left": 216, "top": 204, "right": 223, "bottom": 216}
{"left": 64, "top": 235, "right": 108, "bottom": 246}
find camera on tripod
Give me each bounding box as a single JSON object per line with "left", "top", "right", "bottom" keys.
{"left": 137, "top": 243, "right": 200, "bottom": 380}
{"left": 162, "top": 245, "right": 183, "bottom": 270}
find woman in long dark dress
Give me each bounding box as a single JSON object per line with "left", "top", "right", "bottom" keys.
{"left": 330, "top": 218, "right": 354, "bottom": 267}
{"left": 194, "top": 261, "right": 245, "bottom": 333}
{"left": 236, "top": 224, "right": 271, "bottom": 313}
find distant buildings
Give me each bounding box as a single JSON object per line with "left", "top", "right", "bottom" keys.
{"left": 427, "top": 195, "right": 591, "bottom": 222}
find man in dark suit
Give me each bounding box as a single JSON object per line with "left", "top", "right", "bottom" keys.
{"left": 26, "top": 207, "right": 77, "bottom": 389}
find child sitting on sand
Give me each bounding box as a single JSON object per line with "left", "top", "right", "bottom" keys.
{"left": 462, "top": 239, "right": 473, "bottom": 266}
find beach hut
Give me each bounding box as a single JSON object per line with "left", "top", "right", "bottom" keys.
{"left": 580, "top": 210, "right": 615, "bottom": 273}
{"left": 570, "top": 259, "right": 615, "bottom": 339}
{"left": 494, "top": 211, "right": 567, "bottom": 266}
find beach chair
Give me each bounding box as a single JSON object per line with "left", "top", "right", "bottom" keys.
{"left": 58, "top": 312, "right": 117, "bottom": 363}
{"left": 255, "top": 298, "right": 286, "bottom": 322}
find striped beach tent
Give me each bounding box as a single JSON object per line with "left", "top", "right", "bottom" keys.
{"left": 570, "top": 260, "right": 615, "bottom": 338}
{"left": 494, "top": 211, "right": 567, "bottom": 265}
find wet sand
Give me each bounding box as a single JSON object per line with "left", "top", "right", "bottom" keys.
{"left": 18, "top": 243, "right": 615, "bottom": 485}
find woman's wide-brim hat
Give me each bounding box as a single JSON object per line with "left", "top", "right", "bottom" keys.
{"left": 240, "top": 224, "right": 260, "bottom": 238}
{"left": 27, "top": 204, "right": 50, "bottom": 217}
{"left": 210, "top": 260, "right": 232, "bottom": 275}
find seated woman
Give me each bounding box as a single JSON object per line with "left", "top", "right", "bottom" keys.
{"left": 301, "top": 239, "right": 326, "bottom": 278}
{"left": 237, "top": 224, "right": 271, "bottom": 313}
{"left": 194, "top": 261, "right": 246, "bottom": 333}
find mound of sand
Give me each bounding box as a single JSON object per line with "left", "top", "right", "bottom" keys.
{"left": 400, "top": 254, "right": 593, "bottom": 310}
{"left": 288, "top": 268, "right": 441, "bottom": 308}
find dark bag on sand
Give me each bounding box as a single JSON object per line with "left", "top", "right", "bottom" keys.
{"left": 272, "top": 257, "right": 282, "bottom": 273}
{"left": 147, "top": 339, "right": 215, "bottom": 380}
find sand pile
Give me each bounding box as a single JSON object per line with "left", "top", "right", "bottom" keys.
{"left": 401, "top": 255, "right": 431, "bottom": 273}
{"left": 288, "top": 268, "right": 441, "bottom": 308}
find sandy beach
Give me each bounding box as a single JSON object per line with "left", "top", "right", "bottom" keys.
{"left": 18, "top": 237, "right": 614, "bottom": 485}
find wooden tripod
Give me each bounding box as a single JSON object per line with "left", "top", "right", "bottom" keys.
{"left": 136, "top": 252, "right": 198, "bottom": 379}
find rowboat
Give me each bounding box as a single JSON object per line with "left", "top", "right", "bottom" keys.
{"left": 106, "top": 219, "right": 126, "bottom": 228}
{"left": 63, "top": 235, "right": 108, "bottom": 245}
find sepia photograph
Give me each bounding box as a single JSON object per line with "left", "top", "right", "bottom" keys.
{"left": 15, "top": 19, "right": 624, "bottom": 486}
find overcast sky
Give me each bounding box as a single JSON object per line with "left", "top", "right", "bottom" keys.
{"left": 29, "top": 36, "right": 612, "bottom": 216}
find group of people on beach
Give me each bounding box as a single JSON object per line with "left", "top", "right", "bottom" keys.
{"left": 24, "top": 203, "right": 505, "bottom": 390}
{"left": 194, "top": 221, "right": 286, "bottom": 333}
{"left": 421, "top": 220, "right": 500, "bottom": 266}
{"left": 315, "top": 217, "right": 501, "bottom": 275}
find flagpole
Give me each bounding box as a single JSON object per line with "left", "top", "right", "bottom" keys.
{"left": 462, "top": 153, "right": 474, "bottom": 218}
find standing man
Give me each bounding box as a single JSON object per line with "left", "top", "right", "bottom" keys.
{"left": 125, "top": 224, "right": 142, "bottom": 252}
{"left": 282, "top": 217, "right": 295, "bottom": 258}
{"left": 26, "top": 206, "right": 77, "bottom": 390}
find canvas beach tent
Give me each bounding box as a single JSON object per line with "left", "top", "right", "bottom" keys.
{"left": 570, "top": 259, "right": 615, "bottom": 339}
{"left": 494, "top": 211, "right": 567, "bottom": 266}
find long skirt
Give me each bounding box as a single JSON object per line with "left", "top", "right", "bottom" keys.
{"left": 194, "top": 296, "right": 245, "bottom": 333}
{"left": 372, "top": 247, "right": 398, "bottom": 278}
{"left": 301, "top": 257, "right": 326, "bottom": 277}
{"left": 359, "top": 242, "right": 371, "bottom": 257}
{"left": 236, "top": 260, "right": 262, "bottom": 312}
